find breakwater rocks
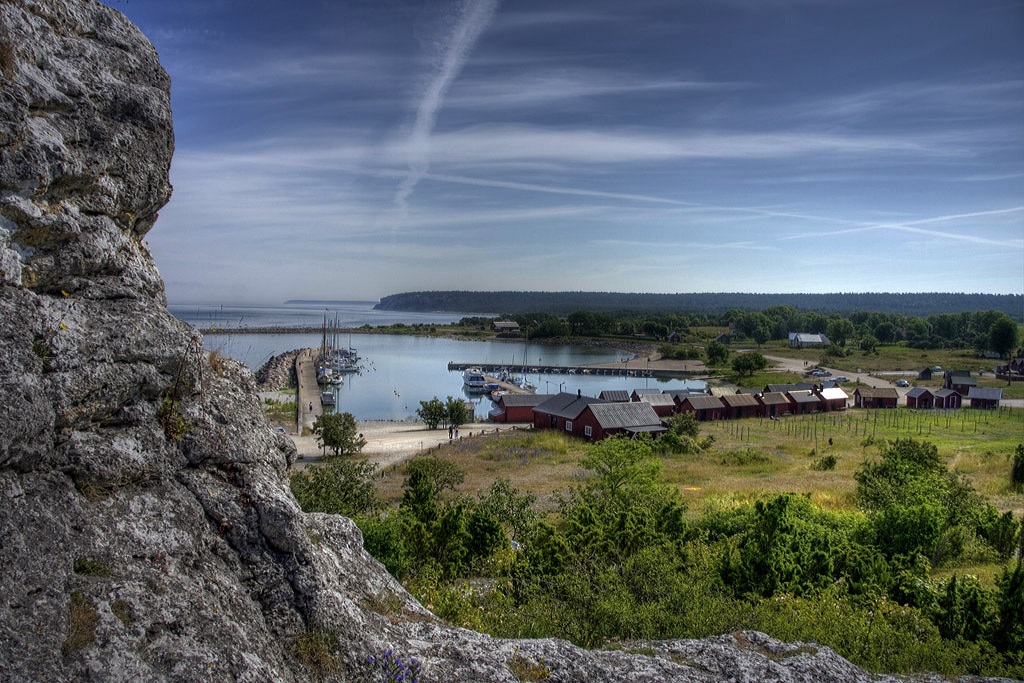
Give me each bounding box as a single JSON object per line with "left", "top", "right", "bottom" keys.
{"left": 255, "top": 348, "right": 306, "bottom": 392}
{"left": 0, "top": 2, "right": 993, "bottom": 682}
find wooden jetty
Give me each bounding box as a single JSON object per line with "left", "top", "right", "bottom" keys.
{"left": 448, "top": 361, "right": 688, "bottom": 378}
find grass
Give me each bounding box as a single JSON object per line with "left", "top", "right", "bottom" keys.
{"left": 376, "top": 408, "right": 1024, "bottom": 519}
{"left": 293, "top": 628, "right": 340, "bottom": 674}
{"left": 62, "top": 593, "right": 99, "bottom": 656}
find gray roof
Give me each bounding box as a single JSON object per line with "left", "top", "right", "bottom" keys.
{"left": 766, "top": 383, "right": 814, "bottom": 393}
{"left": 681, "top": 395, "right": 724, "bottom": 411}
{"left": 788, "top": 390, "right": 822, "bottom": 404}
{"left": 664, "top": 389, "right": 695, "bottom": 399}
{"left": 736, "top": 387, "right": 761, "bottom": 395}
{"left": 599, "top": 390, "right": 631, "bottom": 402}
{"left": 759, "top": 392, "right": 790, "bottom": 405}
{"left": 534, "top": 392, "right": 606, "bottom": 419}
{"left": 934, "top": 388, "right": 959, "bottom": 398}
{"left": 856, "top": 387, "right": 899, "bottom": 399}
{"left": 632, "top": 388, "right": 661, "bottom": 396}
{"left": 499, "top": 393, "right": 554, "bottom": 407}
{"left": 906, "top": 387, "right": 933, "bottom": 399}
{"left": 587, "top": 402, "right": 664, "bottom": 430}
{"left": 951, "top": 376, "right": 978, "bottom": 387}
{"left": 968, "top": 387, "right": 1003, "bottom": 401}
{"left": 722, "top": 393, "right": 760, "bottom": 408}
{"left": 639, "top": 393, "right": 676, "bottom": 407}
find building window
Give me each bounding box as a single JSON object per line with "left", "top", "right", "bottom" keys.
{"left": 565, "top": 420, "right": 572, "bottom": 432}
{"left": 584, "top": 425, "right": 592, "bottom": 437}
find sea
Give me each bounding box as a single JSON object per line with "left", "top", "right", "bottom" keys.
{"left": 169, "top": 302, "right": 706, "bottom": 421}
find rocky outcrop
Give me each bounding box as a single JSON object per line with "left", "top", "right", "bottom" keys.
{"left": 0, "top": 2, "right": 981, "bottom": 682}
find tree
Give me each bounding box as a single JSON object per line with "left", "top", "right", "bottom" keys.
{"left": 290, "top": 458, "right": 378, "bottom": 517}
{"left": 731, "top": 352, "right": 767, "bottom": 376}
{"left": 988, "top": 316, "right": 1019, "bottom": 358}
{"left": 444, "top": 395, "right": 469, "bottom": 427}
{"left": 405, "top": 456, "right": 465, "bottom": 498}
{"left": 826, "top": 317, "right": 856, "bottom": 348}
{"left": 416, "top": 397, "right": 446, "bottom": 429}
{"left": 311, "top": 411, "right": 365, "bottom": 457}
{"left": 706, "top": 339, "right": 729, "bottom": 366}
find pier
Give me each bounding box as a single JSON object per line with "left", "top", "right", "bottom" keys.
{"left": 295, "top": 349, "right": 323, "bottom": 434}
{"left": 448, "top": 360, "right": 701, "bottom": 378}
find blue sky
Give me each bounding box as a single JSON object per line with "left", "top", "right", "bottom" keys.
{"left": 103, "top": 0, "right": 1024, "bottom": 304}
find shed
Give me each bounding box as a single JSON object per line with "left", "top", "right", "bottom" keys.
{"left": 787, "top": 390, "right": 823, "bottom": 414}
{"left": 905, "top": 387, "right": 934, "bottom": 409}
{"left": 933, "top": 388, "right": 962, "bottom": 410}
{"left": 577, "top": 402, "right": 666, "bottom": 441}
{"left": 789, "top": 332, "right": 830, "bottom": 348}
{"left": 816, "top": 387, "right": 849, "bottom": 411}
{"left": 678, "top": 395, "right": 725, "bottom": 421}
{"left": 967, "top": 387, "right": 1002, "bottom": 409}
{"left": 491, "top": 320, "right": 520, "bottom": 333}
{"left": 757, "top": 392, "right": 792, "bottom": 417}
{"left": 917, "top": 367, "right": 933, "bottom": 381}
{"left": 631, "top": 388, "right": 662, "bottom": 401}
{"left": 765, "top": 382, "right": 815, "bottom": 394}
{"left": 599, "top": 390, "right": 631, "bottom": 403}
{"left": 637, "top": 392, "right": 677, "bottom": 417}
{"left": 533, "top": 392, "right": 606, "bottom": 434}
{"left": 721, "top": 393, "right": 761, "bottom": 419}
{"left": 489, "top": 393, "right": 553, "bottom": 423}
{"left": 854, "top": 387, "right": 899, "bottom": 409}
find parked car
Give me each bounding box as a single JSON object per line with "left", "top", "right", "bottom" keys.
{"left": 833, "top": 376, "right": 849, "bottom": 383}
{"left": 895, "top": 379, "right": 909, "bottom": 387}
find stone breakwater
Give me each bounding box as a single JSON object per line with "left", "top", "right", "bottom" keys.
{"left": 255, "top": 348, "right": 306, "bottom": 392}
{"left": 0, "top": 2, "right": 990, "bottom": 682}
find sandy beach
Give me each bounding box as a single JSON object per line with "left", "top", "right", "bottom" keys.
{"left": 289, "top": 419, "right": 528, "bottom": 470}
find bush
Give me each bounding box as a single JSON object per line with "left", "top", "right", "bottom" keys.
{"left": 810, "top": 454, "right": 837, "bottom": 471}
{"left": 1012, "top": 444, "right": 1024, "bottom": 492}
{"left": 290, "top": 458, "right": 379, "bottom": 517}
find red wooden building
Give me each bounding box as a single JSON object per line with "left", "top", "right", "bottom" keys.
{"left": 788, "top": 390, "right": 823, "bottom": 414}
{"left": 815, "top": 387, "right": 849, "bottom": 411}
{"left": 721, "top": 393, "right": 760, "bottom": 419}
{"left": 489, "top": 394, "right": 553, "bottom": 423}
{"left": 637, "top": 392, "right": 677, "bottom": 418}
{"left": 854, "top": 387, "right": 899, "bottom": 409}
{"left": 576, "top": 402, "right": 666, "bottom": 441}
{"left": 933, "top": 388, "right": 962, "bottom": 410}
{"left": 532, "top": 392, "right": 605, "bottom": 434}
{"left": 967, "top": 387, "right": 1002, "bottom": 409}
{"left": 757, "top": 392, "right": 793, "bottom": 417}
{"left": 678, "top": 395, "right": 725, "bottom": 421}
{"left": 905, "top": 387, "right": 934, "bottom": 409}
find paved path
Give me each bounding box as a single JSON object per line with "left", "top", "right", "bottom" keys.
{"left": 295, "top": 349, "right": 322, "bottom": 434}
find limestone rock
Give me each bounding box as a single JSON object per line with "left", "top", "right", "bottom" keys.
{"left": 0, "top": 2, "right": 1010, "bottom": 683}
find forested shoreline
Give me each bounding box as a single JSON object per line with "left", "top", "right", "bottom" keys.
{"left": 375, "top": 291, "right": 1023, "bottom": 320}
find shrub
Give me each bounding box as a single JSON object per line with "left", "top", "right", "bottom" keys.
{"left": 1012, "top": 444, "right": 1024, "bottom": 492}
{"left": 290, "top": 458, "right": 379, "bottom": 517}
{"left": 810, "top": 454, "right": 837, "bottom": 471}
{"left": 62, "top": 593, "right": 99, "bottom": 656}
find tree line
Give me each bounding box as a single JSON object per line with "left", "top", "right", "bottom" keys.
{"left": 483, "top": 305, "right": 1020, "bottom": 358}
{"left": 375, "top": 291, "right": 1023, "bottom": 321}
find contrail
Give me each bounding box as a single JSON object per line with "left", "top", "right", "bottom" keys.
{"left": 393, "top": 0, "right": 500, "bottom": 216}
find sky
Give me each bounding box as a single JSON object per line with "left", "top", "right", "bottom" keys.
{"left": 102, "top": 0, "right": 1024, "bottom": 304}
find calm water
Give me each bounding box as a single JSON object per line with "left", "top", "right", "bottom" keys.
{"left": 169, "top": 301, "right": 488, "bottom": 331}
{"left": 173, "top": 302, "right": 705, "bottom": 421}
